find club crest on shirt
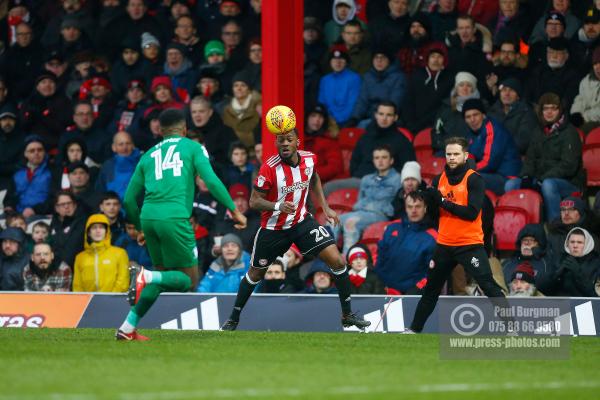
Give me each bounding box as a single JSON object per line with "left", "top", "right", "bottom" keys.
{"left": 471, "top": 257, "right": 479, "bottom": 268}
{"left": 257, "top": 175, "right": 266, "bottom": 187}
{"left": 305, "top": 167, "right": 311, "bottom": 176}
{"left": 259, "top": 259, "right": 268, "bottom": 266}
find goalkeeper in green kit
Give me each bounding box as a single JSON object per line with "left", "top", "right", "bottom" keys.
{"left": 116, "top": 109, "right": 247, "bottom": 341}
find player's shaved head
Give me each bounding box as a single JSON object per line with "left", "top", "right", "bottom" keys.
{"left": 159, "top": 108, "right": 186, "bottom": 135}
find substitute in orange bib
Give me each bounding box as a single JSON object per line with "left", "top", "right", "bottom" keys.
{"left": 408, "top": 137, "right": 506, "bottom": 333}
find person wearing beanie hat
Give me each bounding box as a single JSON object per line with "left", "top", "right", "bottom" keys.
{"left": 505, "top": 89, "right": 584, "bottom": 222}
{"left": 570, "top": 46, "right": 600, "bottom": 133}
{"left": 487, "top": 76, "right": 540, "bottom": 156}
{"left": 376, "top": 191, "right": 436, "bottom": 295}
{"left": 346, "top": 243, "right": 385, "bottom": 294}
{"left": 508, "top": 261, "right": 539, "bottom": 296}
{"left": 197, "top": 232, "right": 249, "bottom": 293}
{"left": 347, "top": 41, "right": 406, "bottom": 129}
{"left": 462, "top": 97, "right": 521, "bottom": 195}
{"left": 502, "top": 223, "right": 555, "bottom": 295}
{"left": 554, "top": 227, "right": 600, "bottom": 297}
{"left": 141, "top": 32, "right": 160, "bottom": 50}
{"left": 400, "top": 161, "right": 422, "bottom": 185}
{"left": 66, "top": 160, "right": 104, "bottom": 213}
{"left": 396, "top": 12, "right": 434, "bottom": 75}
{"left": 163, "top": 41, "right": 197, "bottom": 103}
{"left": 318, "top": 43, "right": 361, "bottom": 126}
{"left": 204, "top": 40, "right": 225, "bottom": 60}
{"left": 0, "top": 226, "right": 29, "bottom": 290}
{"left": 222, "top": 69, "right": 261, "bottom": 148}
{"left": 304, "top": 103, "right": 345, "bottom": 183}
{"left": 109, "top": 35, "right": 154, "bottom": 98}
{"left": 528, "top": 4, "right": 582, "bottom": 45}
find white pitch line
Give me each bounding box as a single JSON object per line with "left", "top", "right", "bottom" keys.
{"left": 2, "top": 381, "right": 599, "bottom": 400}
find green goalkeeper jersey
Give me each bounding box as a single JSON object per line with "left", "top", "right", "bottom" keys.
{"left": 123, "top": 135, "right": 235, "bottom": 230}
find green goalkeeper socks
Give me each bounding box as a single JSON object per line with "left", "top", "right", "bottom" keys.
{"left": 133, "top": 271, "right": 192, "bottom": 318}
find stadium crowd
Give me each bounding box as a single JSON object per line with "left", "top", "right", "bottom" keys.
{"left": 0, "top": 0, "right": 600, "bottom": 298}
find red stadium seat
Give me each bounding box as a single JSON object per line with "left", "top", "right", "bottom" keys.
{"left": 326, "top": 188, "right": 359, "bottom": 213}
{"left": 583, "top": 145, "right": 600, "bottom": 186}
{"left": 398, "top": 127, "right": 414, "bottom": 142}
{"left": 419, "top": 154, "right": 445, "bottom": 186}
{"left": 360, "top": 221, "right": 393, "bottom": 264}
{"left": 338, "top": 127, "right": 366, "bottom": 150}
{"left": 413, "top": 127, "right": 433, "bottom": 164}
{"left": 497, "top": 189, "right": 543, "bottom": 223}
{"left": 485, "top": 190, "right": 499, "bottom": 207}
{"left": 584, "top": 127, "right": 600, "bottom": 146}
{"left": 340, "top": 149, "right": 352, "bottom": 178}
{"left": 493, "top": 206, "right": 529, "bottom": 251}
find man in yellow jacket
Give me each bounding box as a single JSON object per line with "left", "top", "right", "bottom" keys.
{"left": 73, "top": 214, "right": 129, "bottom": 292}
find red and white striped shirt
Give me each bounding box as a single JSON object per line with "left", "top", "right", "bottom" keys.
{"left": 254, "top": 150, "right": 317, "bottom": 230}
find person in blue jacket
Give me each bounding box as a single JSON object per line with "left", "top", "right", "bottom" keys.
{"left": 197, "top": 233, "right": 249, "bottom": 293}
{"left": 375, "top": 191, "right": 437, "bottom": 294}
{"left": 317, "top": 44, "right": 361, "bottom": 126}
{"left": 11, "top": 135, "right": 52, "bottom": 218}
{"left": 96, "top": 131, "right": 141, "bottom": 201}
{"left": 462, "top": 98, "right": 522, "bottom": 195}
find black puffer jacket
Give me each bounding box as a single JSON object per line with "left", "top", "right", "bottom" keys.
{"left": 0, "top": 228, "right": 29, "bottom": 291}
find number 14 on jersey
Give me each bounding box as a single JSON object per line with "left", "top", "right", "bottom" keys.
{"left": 150, "top": 145, "right": 183, "bottom": 179}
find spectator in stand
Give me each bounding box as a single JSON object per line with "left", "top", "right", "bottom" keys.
{"left": 528, "top": 11, "right": 568, "bottom": 71}
{"left": 552, "top": 227, "right": 600, "bottom": 297}
{"left": 281, "top": 244, "right": 305, "bottom": 293}
{"left": 507, "top": 262, "right": 544, "bottom": 297}
{"left": 488, "top": 78, "right": 541, "bottom": 156}
{"left": 9, "top": 135, "right": 51, "bottom": 218}
{"left": 23, "top": 243, "right": 72, "bottom": 292}
{"left": 547, "top": 196, "right": 600, "bottom": 258}
{"left": 73, "top": 213, "right": 129, "bottom": 292}
{"left": 0, "top": 227, "right": 30, "bottom": 291}
{"left": 52, "top": 137, "right": 99, "bottom": 192}
{"left": 189, "top": 96, "right": 238, "bottom": 168}
{"left": 96, "top": 131, "right": 141, "bottom": 201}
{"left": 445, "top": 14, "right": 493, "bottom": 84}
{"left": 529, "top": 0, "right": 582, "bottom": 44}
{"left": 461, "top": 98, "right": 521, "bottom": 195}
{"left": 42, "top": 0, "right": 95, "bottom": 50}
{"left": 54, "top": 16, "right": 95, "bottom": 60}
{"left": 335, "top": 145, "right": 402, "bottom": 254}
{"left": 526, "top": 38, "right": 580, "bottom": 110}
{"left": 502, "top": 224, "right": 556, "bottom": 295}
{"left": 3, "top": 22, "right": 44, "bottom": 102}
{"left": 50, "top": 191, "right": 87, "bottom": 268}
{"left": 570, "top": 47, "right": 600, "bottom": 133}
{"left": 305, "top": 52, "right": 323, "bottom": 116}
{"left": 431, "top": 71, "right": 481, "bottom": 153}
{"left": 0, "top": 104, "right": 24, "bottom": 192}
{"left": 109, "top": 79, "right": 152, "bottom": 151}
{"left": 238, "top": 38, "right": 262, "bottom": 93}
{"left": 569, "top": 8, "right": 600, "bottom": 74}
{"left": 220, "top": 19, "right": 247, "bottom": 74}
{"left": 172, "top": 15, "right": 204, "bottom": 67}
{"left": 143, "top": 76, "right": 185, "bottom": 118}
{"left": 324, "top": 0, "right": 358, "bottom": 47}
{"left": 346, "top": 244, "right": 385, "bottom": 294}
{"left": 396, "top": 12, "right": 435, "bottom": 75}
{"left": 304, "top": 259, "right": 337, "bottom": 294}
{"left": 214, "top": 183, "right": 260, "bottom": 254}
{"left": 303, "top": 104, "right": 344, "bottom": 184}
{"left": 326, "top": 20, "right": 371, "bottom": 75}
{"left": 199, "top": 40, "right": 234, "bottom": 97}
{"left": 20, "top": 71, "right": 72, "bottom": 151}
{"left": 31, "top": 222, "right": 50, "bottom": 245}
{"left": 400, "top": 44, "right": 454, "bottom": 134}
{"left": 392, "top": 161, "right": 434, "bottom": 221}
{"left": 114, "top": 223, "right": 152, "bottom": 269}
{"left": 487, "top": 39, "right": 528, "bottom": 98}
{"left": 504, "top": 92, "right": 585, "bottom": 222}
{"left": 162, "top": 42, "right": 198, "bottom": 103}
{"left": 351, "top": 101, "right": 416, "bottom": 178}
{"left": 457, "top": 0, "right": 498, "bottom": 28}
{"left": 197, "top": 233, "right": 249, "bottom": 293}
{"left": 318, "top": 44, "right": 361, "bottom": 127}
{"left": 375, "top": 191, "right": 436, "bottom": 294}
{"left": 140, "top": 32, "right": 164, "bottom": 76}
{"left": 225, "top": 142, "right": 254, "bottom": 188}
{"left": 492, "top": 0, "right": 532, "bottom": 45}
{"left": 222, "top": 71, "right": 261, "bottom": 149}
{"left": 256, "top": 258, "right": 294, "bottom": 294}
{"left": 59, "top": 101, "right": 112, "bottom": 165}
{"left": 347, "top": 46, "right": 406, "bottom": 129}
{"left": 110, "top": 37, "right": 154, "bottom": 99}
{"left": 42, "top": 49, "right": 70, "bottom": 95}
{"left": 192, "top": 69, "right": 227, "bottom": 113}
{"left": 99, "top": 191, "right": 126, "bottom": 244}
{"left": 429, "top": 0, "right": 458, "bottom": 42}
{"left": 369, "top": 0, "right": 410, "bottom": 54}
{"left": 304, "top": 16, "right": 327, "bottom": 66}
{"left": 65, "top": 51, "right": 95, "bottom": 100}
{"left": 66, "top": 162, "right": 102, "bottom": 214}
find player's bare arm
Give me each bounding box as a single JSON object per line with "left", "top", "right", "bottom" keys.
{"left": 230, "top": 208, "right": 248, "bottom": 229}
{"left": 249, "top": 188, "right": 296, "bottom": 214}
{"left": 310, "top": 171, "right": 339, "bottom": 226}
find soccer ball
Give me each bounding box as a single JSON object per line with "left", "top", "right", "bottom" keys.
{"left": 265, "top": 105, "right": 296, "bottom": 135}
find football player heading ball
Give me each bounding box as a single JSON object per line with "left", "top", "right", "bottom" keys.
{"left": 221, "top": 105, "right": 371, "bottom": 331}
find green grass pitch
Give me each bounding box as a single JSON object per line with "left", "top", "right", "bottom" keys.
{"left": 0, "top": 329, "right": 598, "bottom": 400}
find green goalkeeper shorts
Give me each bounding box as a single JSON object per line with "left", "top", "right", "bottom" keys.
{"left": 141, "top": 218, "right": 198, "bottom": 269}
